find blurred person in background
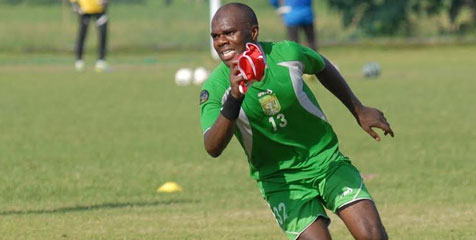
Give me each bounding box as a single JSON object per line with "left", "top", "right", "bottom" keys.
{"left": 70, "top": 0, "right": 109, "bottom": 72}
{"left": 269, "top": 0, "right": 317, "bottom": 50}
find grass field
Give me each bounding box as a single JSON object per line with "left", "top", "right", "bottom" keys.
{"left": 0, "top": 44, "right": 475, "bottom": 240}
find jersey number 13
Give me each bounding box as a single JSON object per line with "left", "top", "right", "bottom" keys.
{"left": 269, "top": 113, "right": 287, "bottom": 131}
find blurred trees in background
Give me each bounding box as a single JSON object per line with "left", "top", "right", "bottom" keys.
{"left": 326, "top": 0, "right": 476, "bottom": 36}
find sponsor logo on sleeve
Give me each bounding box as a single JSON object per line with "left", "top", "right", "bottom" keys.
{"left": 200, "top": 90, "right": 209, "bottom": 105}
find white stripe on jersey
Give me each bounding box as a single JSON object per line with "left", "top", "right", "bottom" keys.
{"left": 278, "top": 61, "right": 327, "bottom": 122}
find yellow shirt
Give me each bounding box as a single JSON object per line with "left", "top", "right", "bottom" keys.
{"left": 70, "top": 0, "right": 104, "bottom": 14}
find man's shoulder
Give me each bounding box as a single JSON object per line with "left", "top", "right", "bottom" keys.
{"left": 260, "top": 41, "right": 304, "bottom": 60}
{"left": 260, "top": 40, "right": 299, "bottom": 50}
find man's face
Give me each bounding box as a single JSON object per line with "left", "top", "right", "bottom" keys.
{"left": 211, "top": 14, "right": 256, "bottom": 67}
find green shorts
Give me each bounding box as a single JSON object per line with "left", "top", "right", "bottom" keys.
{"left": 258, "top": 162, "right": 373, "bottom": 240}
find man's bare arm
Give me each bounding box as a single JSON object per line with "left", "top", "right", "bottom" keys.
{"left": 203, "top": 61, "right": 245, "bottom": 157}
{"left": 203, "top": 116, "right": 236, "bottom": 158}
{"left": 316, "top": 56, "right": 394, "bottom": 141}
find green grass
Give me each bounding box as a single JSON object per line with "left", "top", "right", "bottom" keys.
{"left": 0, "top": 45, "right": 475, "bottom": 240}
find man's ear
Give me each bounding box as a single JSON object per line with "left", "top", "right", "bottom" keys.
{"left": 251, "top": 26, "right": 259, "bottom": 42}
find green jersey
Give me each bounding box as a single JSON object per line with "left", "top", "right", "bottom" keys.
{"left": 200, "top": 41, "right": 346, "bottom": 183}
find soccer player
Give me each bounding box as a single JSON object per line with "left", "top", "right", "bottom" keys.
{"left": 269, "top": 0, "right": 317, "bottom": 50}
{"left": 200, "top": 3, "right": 394, "bottom": 240}
{"left": 70, "top": 0, "right": 109, "bottom": 72}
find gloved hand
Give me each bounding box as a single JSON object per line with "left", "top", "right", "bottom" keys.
{"left": 72, "top": 2, "right": 83, "bottom": 15}
{"left": 237, "top": 43, "right": 266, "bottom": 94}
{"left": 100, "top": 0, "right": 108, "bottom": 10}
{"left": 276, "top": 6, "right": 291, "bottom": 15}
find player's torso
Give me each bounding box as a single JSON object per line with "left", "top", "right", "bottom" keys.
{"left": 283, "top": 0, "right": 314, "bottom": 25}
{"left": 78, "top": 0, "right": 104, "bottom": 14}
{"left": 239, "top": 53, "right": 328, "bottom": 145}
{"left": 234, "top": 43, "right": 338, "bottom": 180}
{"left": 241, "top": 60, "right": 311, "bottom": 136}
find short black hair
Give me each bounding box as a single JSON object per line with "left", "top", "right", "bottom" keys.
{"left": 215, "top": 2, "right": 258, "bottom": 27}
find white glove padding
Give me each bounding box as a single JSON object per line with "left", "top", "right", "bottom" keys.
{"left": 276, "top": 6, "right": 291, "bottom": 15}
{"left": 72, "top": 3, "right": 83, "bottom": 15}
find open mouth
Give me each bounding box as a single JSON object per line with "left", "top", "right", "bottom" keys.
{"left": 221, "top": 49, "right": 236, "bottom": 60}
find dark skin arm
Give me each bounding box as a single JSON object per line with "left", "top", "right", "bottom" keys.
{"left": 204, "top": 60, "right": 245, "bottom": 157}
{"left": 203, "top": 115, "right": 235, "bottom": 158}
{"left": 316, "top": 57, "right": 394, "bottom": 141}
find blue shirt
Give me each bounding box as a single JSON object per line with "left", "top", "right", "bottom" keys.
{"left": 269, "top": 0, "right": 314, "bottom": 27}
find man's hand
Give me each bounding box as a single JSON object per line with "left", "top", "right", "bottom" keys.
{"left": 356, "top": 106, "right": 394, "bottom": 141}
{"left": 72, "top": 2, "right": 83, "bottom": 15}
{"left": 276, "top": 6, "right": 291, "bottom": 15}
{"left": 101, "top": 0, "right": 108, "bottom": 10}
{"left": 229, "top": 60, "right": 246, "bottom": 99}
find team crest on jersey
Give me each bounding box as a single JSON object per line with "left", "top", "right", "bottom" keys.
{"left": 258, "top": 89, "right": 281, "bottom": 116}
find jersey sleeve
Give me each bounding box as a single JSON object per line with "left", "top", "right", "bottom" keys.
{"left": 289, "top": 41, "right": 325, "bottom": 74}
{"left": 200, "top": 63, "right": 230, "bottom": 133}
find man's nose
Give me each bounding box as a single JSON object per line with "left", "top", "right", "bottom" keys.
{"left": 216, "top": 35, "right": 228, "bottom": 46}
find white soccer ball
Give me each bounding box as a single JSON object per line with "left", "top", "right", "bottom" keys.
{"left": 175, "top": 68, "right": 193, "bottom": 86}
{"left": 193, "top": 67, "right": 209, "bottom": 85}
{"left": 362, "top": 62, "right": 381, "bottom": 78}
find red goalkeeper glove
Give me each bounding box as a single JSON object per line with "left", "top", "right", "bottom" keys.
{"left": 237, "top": 43, "right": 266, "bottom": 94}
